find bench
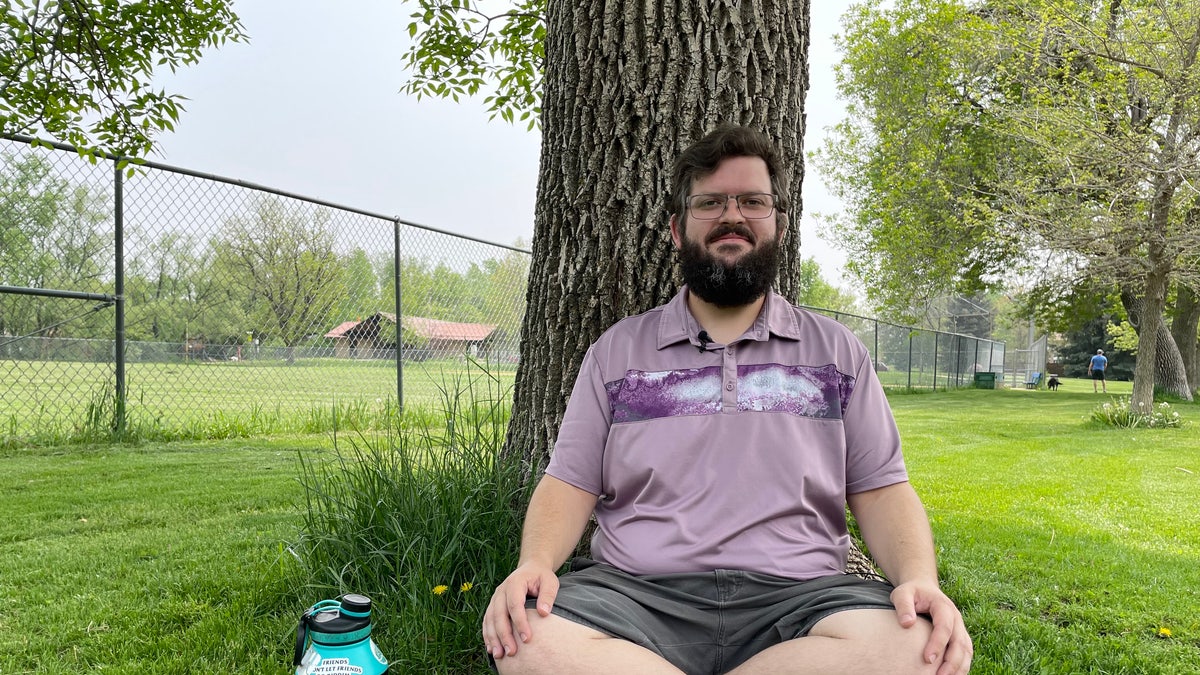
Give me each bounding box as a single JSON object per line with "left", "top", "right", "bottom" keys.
{"left": 1025, "top": 372, "right": 1042, "bottom": 389}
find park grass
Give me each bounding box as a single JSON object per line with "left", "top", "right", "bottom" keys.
{"left": 0, "top": 382, "right": 1197, "bottom": 673}
{"left": 1, "top": 357, "right": 517, "bottom": 446}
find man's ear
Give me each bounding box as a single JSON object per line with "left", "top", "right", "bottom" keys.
{"left": 669, "top": 214, "right": 683, "bottom": 249}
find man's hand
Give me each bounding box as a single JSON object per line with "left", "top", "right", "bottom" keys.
{"left": 482, "top": 562, "right": 561, "bottom": 660}
{"left": 890, "top": 580, "right": 973, "bottom": 675}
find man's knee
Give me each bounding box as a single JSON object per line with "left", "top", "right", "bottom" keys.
{"left": 492, "top": 611, "right": 607, "bottom": 675}
{"left": 809, "top": 608, "right": 936, "bottom": 675}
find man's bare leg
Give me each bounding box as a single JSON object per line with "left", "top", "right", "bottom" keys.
{"left": 726, "top": 608, "right": 937, "bottom": 675}
{"left": 493, "top": 610, "right": 684, "bottom": 675}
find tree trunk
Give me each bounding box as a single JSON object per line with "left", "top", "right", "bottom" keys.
{"left": 1170, "top": 284, "right": 1200, "bottom": 396}
{"left": 505, "top": 0, "right": 811, "bottom": 475}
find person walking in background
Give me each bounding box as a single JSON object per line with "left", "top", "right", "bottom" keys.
{"left": 1088, "top": 349, "right": 1108, "bottom": 393}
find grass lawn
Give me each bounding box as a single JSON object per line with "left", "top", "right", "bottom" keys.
{"left": 2, "top": 357, "right": 517, "bottom": 443}
{"left": 1, "top": 382, "right": 1197, "bottom": 673}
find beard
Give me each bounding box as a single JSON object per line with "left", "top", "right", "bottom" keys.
{"left": 678, "top": 223, "right": 780, "bottom": 308}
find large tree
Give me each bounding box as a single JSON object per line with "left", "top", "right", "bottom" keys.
{"left": 1, "top": 0, "right": 245, "bottom": 157}
{"left": 400, "top": 1, "right": 812, "bottom": 468}
{"left": 817, "top": 0, "right": 1200, "bottom": 405}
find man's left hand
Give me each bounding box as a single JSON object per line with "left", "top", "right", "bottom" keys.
{"left": 890, "top": 580, "right": 973, "bottom": 675}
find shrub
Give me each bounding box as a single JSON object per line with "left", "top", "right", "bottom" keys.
{"left": 292, "top": 361, "right": 528, "bottom": 674}
{"left": 1089, "top": 397, "right": 1186, "bottom": 429}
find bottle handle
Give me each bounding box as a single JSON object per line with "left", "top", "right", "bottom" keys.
{"left": 293, "top": 600, "right": 340, "bottom": 666}
{"left": 293, "top": 614, "right": 308, "bottom": 667}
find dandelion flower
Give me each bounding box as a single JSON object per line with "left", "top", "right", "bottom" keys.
{"left": 460, "top": 582, "right": 474, "bottom": 592}
{"left": 1157, "top": 627, "right": 1172, "bottom": 638}
{"left": 432, "top": 585, "right": 449, "bottom": 596}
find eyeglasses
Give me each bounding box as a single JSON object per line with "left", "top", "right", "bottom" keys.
{"left": 685, "top": 193, "right": 777, "bottom": 220}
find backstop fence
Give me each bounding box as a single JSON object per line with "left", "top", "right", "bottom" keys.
{"left": 1, "top": 134, "right": 1005, "bottom": 443}
{"left": 799, "top": 307, "right": 1007, "bottom": 391}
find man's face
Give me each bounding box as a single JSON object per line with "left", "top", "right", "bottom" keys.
{"left": 670, "top": 156, "right": 783, "bottom": 307}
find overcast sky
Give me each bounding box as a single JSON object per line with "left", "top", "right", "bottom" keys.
{"left": 153, "top": 1, "right": 854, "bottom": 282}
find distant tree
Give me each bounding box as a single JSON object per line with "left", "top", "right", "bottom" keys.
{"left": 795, "top": 257, "right": 858, "bottom": 314}
{"left": 214, "top": 198, "right": 344, "bottom": 364}
{"left": 1, "top": 1, "right": 245, "bottom": 158}
{"left": 0, "top": 152, "right": 109, "bottom": 339}
{"left": 340, "top": 248, "right": 381, "bottom": 321}
{"left": 125, "top": 230, "right": 245, "bottom": 343}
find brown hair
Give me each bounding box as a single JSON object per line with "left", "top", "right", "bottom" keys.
{"left": 669, "top": 125, "right": 790, "bottom": 229}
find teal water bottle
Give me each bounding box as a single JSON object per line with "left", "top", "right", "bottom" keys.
{"left": 293, "top": 593, "right": 389, "bottom": 675}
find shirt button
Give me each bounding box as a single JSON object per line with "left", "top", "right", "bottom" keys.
{"left": 725, "top": 382, "right": 734, "bottom": 391}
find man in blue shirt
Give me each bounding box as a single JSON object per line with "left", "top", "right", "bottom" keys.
{"left": 1088, "top": 349, "right": 1108, "bottom": 393}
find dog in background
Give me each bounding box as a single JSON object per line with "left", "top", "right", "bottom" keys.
{"left": 1047, "top": 375, "right": 1061, "bottom": 391}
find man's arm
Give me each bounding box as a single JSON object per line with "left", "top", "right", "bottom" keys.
{"left": 482, "top": 474, "right": 598, "bottom": 660}
{"left": 848, "top": 482, "right": 973, "bottom": 675}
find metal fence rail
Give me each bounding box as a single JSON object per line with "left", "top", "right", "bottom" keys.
{"left": 2, "top": 134, "right": 1004, "bottom": 442}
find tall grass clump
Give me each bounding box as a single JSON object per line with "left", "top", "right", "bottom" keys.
{"left": 293, "top": 360, "right": 529, "bottom": 674}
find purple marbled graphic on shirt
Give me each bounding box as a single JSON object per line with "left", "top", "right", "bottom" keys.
{"left": 606, "top": 366, "right": 722, "bottom": 423}
{"left": 737, "top": 363, "right": 854, "bottom": 419}
{"left": 606, "top": 363, "right": 855, "bottom": 423}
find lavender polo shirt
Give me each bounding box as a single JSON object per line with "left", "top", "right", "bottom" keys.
{"left": 545, "top": 287, "right": 908, "bottom": 580}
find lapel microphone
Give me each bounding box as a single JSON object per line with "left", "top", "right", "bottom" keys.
{"left": 697, "top": 330, "right": 712, "bottom": 353}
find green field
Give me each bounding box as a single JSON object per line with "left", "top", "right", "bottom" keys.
{"left": 1, "top": 357, "right": 517, "bottom": 443}
{"left": 1, "top": 384, "right": 1196, "bottom": 673}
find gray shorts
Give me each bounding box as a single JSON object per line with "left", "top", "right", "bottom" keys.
{"left": 511, "top": 558, "right": 898, "bottom": 674}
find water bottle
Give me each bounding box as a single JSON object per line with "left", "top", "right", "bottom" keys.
{"left": 293, "top": 593, "right": 389, "bottom": 675}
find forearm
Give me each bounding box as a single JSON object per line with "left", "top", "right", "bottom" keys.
{"left": 848, "top": 482, "right": 939, "bottom": 585}
{"left": 517, "top": 474, "right": 598, "bottom": 570}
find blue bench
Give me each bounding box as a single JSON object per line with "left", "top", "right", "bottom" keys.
{"left": 1025, "top": 372, "right": 1042, "bottom": 389}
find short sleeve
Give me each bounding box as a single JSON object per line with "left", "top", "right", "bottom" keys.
{"left": 544, "top": 347, "right": 610, "bottom": 497}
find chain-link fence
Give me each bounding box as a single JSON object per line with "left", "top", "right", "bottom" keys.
{"left": 801, "top": 307, "right": 1007, "bottom": 390}
{"left": 2, "top": 135, "right": 1007, "bottom": 443}
{"left": 2, "top": 135, "right": 527, "bottom": 441}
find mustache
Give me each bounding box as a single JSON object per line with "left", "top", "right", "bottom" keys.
{"left": 704, "top": 223, "right": 756, "bottom": 245}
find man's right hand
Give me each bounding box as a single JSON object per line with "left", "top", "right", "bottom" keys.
{"left": 482, "top": 562, "right": 561, "bottom": 660}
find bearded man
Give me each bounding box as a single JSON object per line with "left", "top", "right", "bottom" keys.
{"left": 482, "top": 125, "right": 973, "bottom": 675}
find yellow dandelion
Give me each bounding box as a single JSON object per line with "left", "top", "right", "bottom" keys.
{"left": 432, "top": 585, "right": 449, "bottom": 596}
{"left": 1157, "top": 627, "right": 1172, "bottom": 638}
{"left": 460, "top": 582, "right": 474, "bottom": 592}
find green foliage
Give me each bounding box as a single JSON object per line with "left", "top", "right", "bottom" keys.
{"left": 0, "top": 152, "right": 111, "bottom": 337}
{"left": 293, "top": 362, "right": 526, "bottom": 673}
{"left": 214, "top": 197, "right": 346, "bottom": 359}
{"left": 0, "top": 0, "right": 246, "bottom": 157}
{"left": 1089, "top": 396, "right": 1186, "bottom": 429}
{"left": 818, "top": 0, "right": 1200, "bottom": 326}
{"left": 794, "top": 256, "right": 858, "bottom": 313}
{"left": 401, "top": 0, "right": 545, "bottom": 127}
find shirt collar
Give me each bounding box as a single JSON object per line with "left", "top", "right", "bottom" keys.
{"left": 656, "top": 286, "right": 803, "bottom": 350}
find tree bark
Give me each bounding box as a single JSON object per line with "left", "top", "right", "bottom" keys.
{"left": 1170, "top": 284, "right": 1200, "bottom": 396}
{"left": 506, "top": 0, "right": 811, "bottom": 475}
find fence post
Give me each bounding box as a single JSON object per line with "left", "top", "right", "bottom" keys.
{"left": 394, "top": 217, "right": 404, "bottom": 412}
{"left": 873, "top": 319, "right": 879, "bottom": 373}
{"left": 907, "top": 332, "right": 913, "bottom": 390}
{"left": 932, "top": 333, "right": 939, "bottom": 392}
{"left": 113, "top": 161, "right": 127, "bottom": 435}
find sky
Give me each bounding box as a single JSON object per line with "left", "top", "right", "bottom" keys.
{"left": 153, "top": 1, "right": 855, "bottom": 283}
